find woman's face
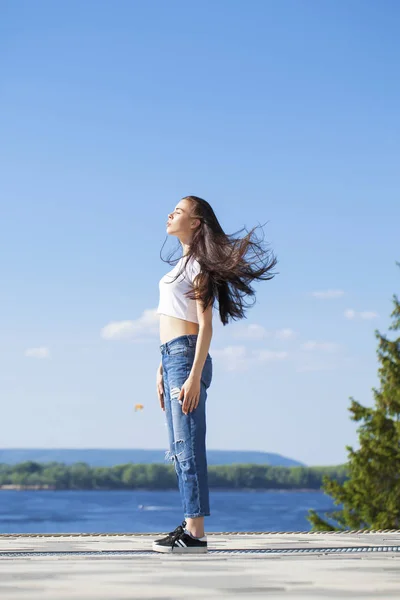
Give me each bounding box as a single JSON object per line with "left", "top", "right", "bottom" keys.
{"left": 166, "top": 199, "right": 197, "bottom": 237}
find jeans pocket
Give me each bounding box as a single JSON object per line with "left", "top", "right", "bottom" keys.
{"left": 168, "top": 345, "right": 187, "bottom": 357}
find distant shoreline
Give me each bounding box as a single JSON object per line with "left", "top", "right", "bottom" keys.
{"left": 0, "top": 484, "right": 56, "bottom": 491}
{"left": 0, "top": 462, "right": 347, "bottom": 492}
{"left": 0, "top": 485, "right": 321, "bottom": 493}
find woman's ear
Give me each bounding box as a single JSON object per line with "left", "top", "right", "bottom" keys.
{"left": 191, "top": 217, "right": 201, "bottom": 230}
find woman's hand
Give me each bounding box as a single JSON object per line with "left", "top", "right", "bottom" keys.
{"left": 156, "top": 367, "right": 165, "bottom": 411}
{"left": 178, "top": 375, "right": 201, "bottom": 415}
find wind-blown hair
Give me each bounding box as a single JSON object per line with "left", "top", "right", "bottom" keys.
{"left": 160, "top": 195, "right": 277, "bottom": 326}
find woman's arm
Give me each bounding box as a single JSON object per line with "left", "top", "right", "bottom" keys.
{"left": 189, "top": 301, "right": 213, "bottom": 380}
{"left": 179, "top": 301, "right": 213, "bottom": 414}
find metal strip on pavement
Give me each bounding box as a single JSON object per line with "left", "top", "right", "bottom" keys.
{"left": 2, "top": 529, "right": 400, "bottom": 538}
{"left": 1, "top": 546, "right": 400, "bottom": 558}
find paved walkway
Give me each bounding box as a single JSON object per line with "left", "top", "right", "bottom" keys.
{"left": 1, "top": 531, "right": 400, "bottom": 599}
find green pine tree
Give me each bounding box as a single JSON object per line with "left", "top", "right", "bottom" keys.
{"left": 308, "top": 265, "right": 400, "bottom": 531}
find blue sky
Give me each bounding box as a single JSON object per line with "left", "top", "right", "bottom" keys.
{"left": 1, "top": 0, "right": 399, "bottom": 465}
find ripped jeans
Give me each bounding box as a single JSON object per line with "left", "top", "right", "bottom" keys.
{"left": 160, "top": 334, "right": 213, "bottom": 518}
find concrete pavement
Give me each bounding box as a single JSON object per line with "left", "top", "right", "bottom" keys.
{"left": 1, "top": 531, "right": 400, "bottom": 599}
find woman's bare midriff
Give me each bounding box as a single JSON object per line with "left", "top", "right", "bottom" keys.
{"left": 159, "top": 314, "right": 199, "bottom": 345}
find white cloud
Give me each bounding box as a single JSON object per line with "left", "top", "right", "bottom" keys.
{"left": 301, "top": 341, "right": 340, "bottom": 352}
{"left": 275, "top": 328, "right": 296, "bottom": 340}
{"left": 253, "top": 349, "right": 289, "bottom": 361}
{"left": 344, "top": 309, "right": 356, "bottom": 320}
{"left": 101, "top": 309, "right": 159, "bottom": 341}
{"left": 296, "top": 362, "right": 337, "bottom": 373}
{"left": 232, "top": 323, "right": 268, "bottom": 340}
{"left": 360, "top": 311, "right": 379, "bottom": 320}
{"left": 212, "top": 345, "right": 289, "bottom": 371}
{"left": 211, "top": 345, "right": 249, "bottom": 372}
{"left": 312, "top": 289, "right": 344, "bottom": 299}
{"left": 232, "top": 324, "right": 296, "bottom": 341}
{"left": 344, "top": 309, "right": 379, "bottom": 320}
{"left": 25, "top": 347, "right": 50, "bottom": 359}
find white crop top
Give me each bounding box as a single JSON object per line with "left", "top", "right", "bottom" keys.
{"left": 157, "top": 255, "right": 201, "bottom": 324}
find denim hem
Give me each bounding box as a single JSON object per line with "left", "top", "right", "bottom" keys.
{"left": 184, "top": 512, "right": 210, "bottom": 518}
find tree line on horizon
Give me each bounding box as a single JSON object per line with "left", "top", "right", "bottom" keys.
{"left": 0, "top": 461, "right": 348, "bottom": 491}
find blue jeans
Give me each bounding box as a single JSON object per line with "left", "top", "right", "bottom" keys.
{"left": 160, "top": 334, "right": 213, "bottom": 518}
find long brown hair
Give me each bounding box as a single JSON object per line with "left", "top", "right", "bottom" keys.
{"left": 160, "top": 195, "right": 277, "bottom": 326}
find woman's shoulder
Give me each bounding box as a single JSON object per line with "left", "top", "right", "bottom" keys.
{"left": 189, "top": 255, "right": 201, "bottom": 273}
{"left": 183, "top": 254, "right": 201, "bottom": 282}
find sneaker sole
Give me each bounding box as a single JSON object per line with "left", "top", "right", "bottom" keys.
{"left": 152, "top": 542, "right": 207, "bottom": 554}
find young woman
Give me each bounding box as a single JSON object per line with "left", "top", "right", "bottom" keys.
{"left": 153, "top": 195, "right": 277, "bottom": 553}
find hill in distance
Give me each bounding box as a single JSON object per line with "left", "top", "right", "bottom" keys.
{"left": 0, "top": 449, "right": 305, "bottom": 468}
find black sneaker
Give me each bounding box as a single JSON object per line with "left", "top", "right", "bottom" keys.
{"left": 152, "top": 520, "right": 208, "bottom": 554}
